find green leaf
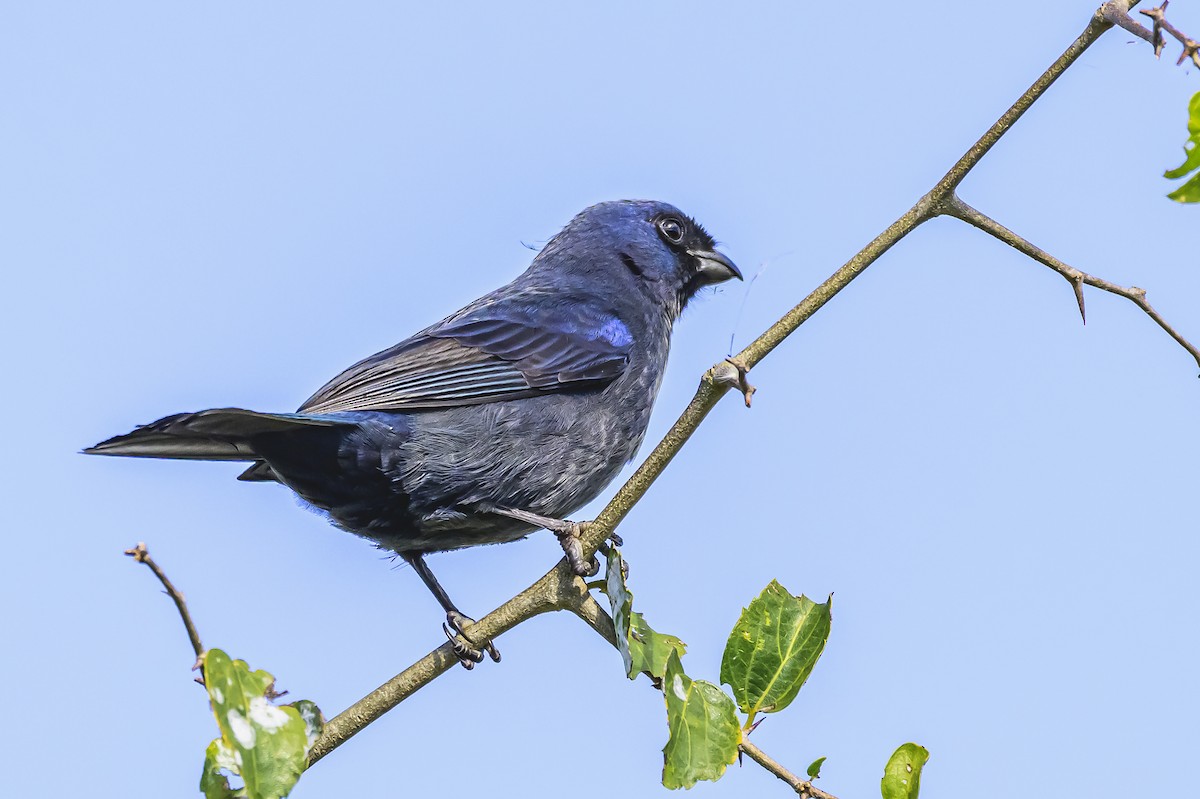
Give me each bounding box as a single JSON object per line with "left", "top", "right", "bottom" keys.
{"left": 629, "top": 611, "right": 687, "bottom": 682}
{"left": 881, "top": 743, "right": 930, "bottom": 799}
{"left": 720, "top": 581, "right": 832, "bottom": 717}
{"left": 807, "top": 756, "right": 827, "bottom": 780}
{"left": 1164, "top": 91, "right": 1200, "bottom": 203}
{"left": 285, "top": 699, "right": 325, "bottom": 750}
{"left": 201, "top": 649, "right": 317, "bottom": 799}
{"left": 661, "top": 652, "right": 741, "bottom": 789}
{"left": 1167, "top": 173, "right": 1200, "bottom": 203}
{"left": 201, "top": 739, "right": 242, "bottom": 799}
{"left": 603, "top": 547, "right": 635, "bottom": 676}
{"left": 601, "top": 547, "right": 687, "bottom": 681}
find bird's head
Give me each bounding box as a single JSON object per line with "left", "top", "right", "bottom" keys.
{"left": 531, "top": 200, "right": 741, "bottom": 319}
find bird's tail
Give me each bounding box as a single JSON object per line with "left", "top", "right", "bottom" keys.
{"left": 84, "top": 408, "right": 348, "bottom": 462}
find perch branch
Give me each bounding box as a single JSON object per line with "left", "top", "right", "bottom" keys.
{"left": 308, "top": 561, "right": 593, "bottom": 763}
{"left": 125, "top": 542, "right": 205, "bottom": 663}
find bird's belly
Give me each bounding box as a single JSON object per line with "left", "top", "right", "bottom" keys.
{"left": 388, "top": 390, "right": 650, "bottom": 552}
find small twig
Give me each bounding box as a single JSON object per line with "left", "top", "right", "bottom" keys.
{"left": 1103, "top": 0, "right": 1200, "bottom": 66}
{"left": 1140, "top": 1, "right": 1200, "bottom": 67}
{"left": 739, "top": 740, "right": 838, "bottom": 799}
{"left": 937, "top": 193, "right": 1200, "bottom": 372}
{"left": 125, "top": 542, "right": 205, "bottom": 663}
{"left": 1102, "top": 0, "right": 1157, "bottom": 44}
{"left": 717, "top": 357, "right": 757, "bottom": 407}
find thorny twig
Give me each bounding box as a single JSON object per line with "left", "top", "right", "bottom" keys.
{"left": 936, "top": 194, "right": 1200, "bottom": 371}
{"left": 1103, "top": 0, "right": 1200, "bottom": 66}
{"left": 1141, "top": 1, "right": 1200, "bottom": 66}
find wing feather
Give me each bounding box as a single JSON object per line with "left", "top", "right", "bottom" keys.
{"left": 299, "top": 295, "right": 632, "bottom": 414}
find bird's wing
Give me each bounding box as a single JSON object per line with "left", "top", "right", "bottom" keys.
{"left": 298, "top": 293, "right": 633, "bottom": 414}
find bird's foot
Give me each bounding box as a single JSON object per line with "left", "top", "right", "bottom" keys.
{"left": 488, "top": 505, "right": 606, "bottom": 577}
{"left": 555, "top": 521, "right": 600, "bottom": 578}
{"left": 443, "top": 610, "right": 501, "bottom": 669}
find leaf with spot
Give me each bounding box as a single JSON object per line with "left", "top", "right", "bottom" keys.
{"left": 720, "top": 581, "right": 831, "bottom": 718}
{"left": 200, "top": 649, "right": 318, "bottom": 799}
{"left": 285, "top": 699, "right": 325, "bottom": 752}
{"left": 807, "top": 756, "right": 827, "bottom": 780}
{"left": 1165, "top": 91, "right": 1200, "bottom": 203}
{"left": 201, "top": 739, "right": 241, "bottom": 799}
{"left": 661, "top": 652, "right": 741, "bottom": 789}
{"left": 629, "top": 611, "right": 687, "bottom": 682}
{"left": 603, "top": 547, "right": 635, "bottom": 676}
{"left": 881, "top": 743, "right": 929, "bottom": 799}
{"left": 601, "top": 548, "right": 686, "bottom": 682}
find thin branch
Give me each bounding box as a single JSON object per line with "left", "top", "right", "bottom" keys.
{"left": 566, "top": 591, "right": 622, "bottom": 651}
{"left": 1102, "top": 0, "right": 1157, "bottom": 43}
{"left": 125, "top": 542, "right": 205, "bottom": 663}
{"left": 1103, "top": 0, "right": 1200, "bottom": 66}
{"left": 938, "top": 193, "right": 1200, "bottom": 372}
{"left": 740, "top": 740, "right": 838, "bottom": 799}
{"left": 1140, "top": 1, "right": 1200, "bottom": 67}
{"left": 309, "top": 561, "right": 590, "bottom": 764}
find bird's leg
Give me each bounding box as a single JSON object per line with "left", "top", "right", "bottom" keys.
{"left": 490, "top": 506, "right": 621, "bottom": 577}
{"left": 402, "top": 553, "right": 501, "bottom": 668}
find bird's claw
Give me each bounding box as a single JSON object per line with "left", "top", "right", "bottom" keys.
{"left": 556, "top": 521, "right": 599, "bottom": 577}
{"left": 444, "top": 611, "right": 500, "bottom": 668}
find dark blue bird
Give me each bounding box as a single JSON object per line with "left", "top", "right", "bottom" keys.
{"left": 87, "top": 200, "right": 740, "bottom": 665}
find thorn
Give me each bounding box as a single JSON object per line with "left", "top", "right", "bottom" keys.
{"left": 747, "top": 717, "right": 766, "bottom": 735}
{"left": 1069, "top": 273, "right": 1086, "bottom": 324}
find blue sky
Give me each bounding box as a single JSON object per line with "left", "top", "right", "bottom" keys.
{"left": 4, "top": 2, "right": 1198, "bottom": 797}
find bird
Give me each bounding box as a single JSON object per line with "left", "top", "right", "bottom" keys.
{"left": 86, "top": 199, "right": 741, "bottom": 666}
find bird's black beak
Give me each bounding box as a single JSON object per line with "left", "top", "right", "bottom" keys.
{"left": 688, "top": 248, "right": 742, "bottom": 285}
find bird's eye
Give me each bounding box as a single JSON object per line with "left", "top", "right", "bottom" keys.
{"left": 658, "top": 217, "right": 685, "bottom": 244}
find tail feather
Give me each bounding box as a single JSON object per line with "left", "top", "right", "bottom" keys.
{"left": 84, "top": 408, "right": 348, "bottom": 461}
{"left": 237, "top": 461, "right": 280, "bottom": 482}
